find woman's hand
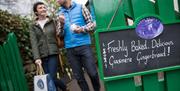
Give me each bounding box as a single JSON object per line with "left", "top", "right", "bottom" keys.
{"left": 35, "top": 59, "right": 42, "bottom": 65}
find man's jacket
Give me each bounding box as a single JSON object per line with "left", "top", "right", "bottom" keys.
{"left": 60, "top": 2, "right": 91, "bottom": 48}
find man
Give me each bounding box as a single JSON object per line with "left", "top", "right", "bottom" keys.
{"left": 30, "top": 2, "right": 67, "bottom": 91}
{"left": 56, "top": 0, "right": 100, "bottom": 91}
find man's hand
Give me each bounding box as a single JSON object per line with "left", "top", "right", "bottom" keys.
{"left": 58, "top": 14, "right": 65, "bottom": 24}
{"left": 74, "top": 26, "right": 84, "bottom": 33}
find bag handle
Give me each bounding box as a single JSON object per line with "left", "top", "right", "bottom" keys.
{"left": 53, "top": 19, "right": 64, "bottom": 48}
{"left": 58, "top": 54, "right": 64, "bottom": 73}
{"left": 53, "top": 18, "right": 62, "bottom": 37}
{"left": 36, "top": 64, "right": 45, "bottom": 75}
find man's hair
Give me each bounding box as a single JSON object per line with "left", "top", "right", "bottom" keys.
{"left": 33, "top": 2, "right": 44, "bottom": 16}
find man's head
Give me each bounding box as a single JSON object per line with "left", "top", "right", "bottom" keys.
{"left": 56, "top": 0, "right": 68, "bottom": 7}
{"left": 33, "top": 2, "right": 47, "bottom": 16}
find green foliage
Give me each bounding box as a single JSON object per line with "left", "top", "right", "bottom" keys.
{"left": 0, "top": 9, "right": 32, "bottom": 62}
{"left": 44, "top": 0, "right": 60, "bottom": 17}
{"left": 0, "top": 9, "right": 35, "bottom": 90}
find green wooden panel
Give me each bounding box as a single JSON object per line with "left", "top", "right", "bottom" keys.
{"left": 3, "top": 41, "right": 19, "bottom": 91}
{"left": 0, "top": 33, "right": 28, "bottom": 91}
{"left": 8, "top": 33, "right": 28, "bottom": 91}
{"left": 105, "top": 78, "right": 135, "bottom": 91}
{"left": 158, "top": 81, "right": 166, "bottom": 91}
{"left": 135, "top": 86, "right": 143, "bottom": 91}
{"left": 0, "top": 46, "right": 8, "bottom": 91}
{"left": 123, "top": 0, "right": 134, "bottom": 18}
{"left": 131, "top": 0, "right": 156, "bottom": 19}
{"left": 175, "top": 0, "right": 180, "bottom": 19}
{"left": 8, "top": 37, "right": 24, "bottom": 91}
{"left": 179, "top": 0, "right": 180, "bottom": 12}
{"left": 0, "top": 46, "right": 12, "bottom": 91}
{"left": 142, "top": 74, "right": 158, "bottom": 91}
{"left": 93, "top": 0, "right": 126, "bottom": 29}
{"left": 94, "top": 30, "right": 104, "bottom": 80}
{"left": 165, "top": 69, "right": 180, "bottom": 91}
{"left": 93, "top": 0, "right": 180, "bottom": 91}
{"left": 156, "top": 0, "right": 176, "bottom": 22}
{"left": 142, "top": 73, "right": 165, "bottom": 91}
{"left": 0, "top": 64, "right": 2, "bottom": 90}
{"left": 8, "top": 41, "right": 26, "bottom": 91}
{"left": 3, "top": 42, "right": 20, "bottom": 91}
{"left": 0, "top": 46, "right": 3, "bottom": 90}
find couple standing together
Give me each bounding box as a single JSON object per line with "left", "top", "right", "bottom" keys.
{"left": 30, "top": 0, "right": 100, "bottom": 91}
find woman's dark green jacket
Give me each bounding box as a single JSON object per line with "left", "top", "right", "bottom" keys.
{"left": 30, "top": 18, "right": 59, "bottom": 61}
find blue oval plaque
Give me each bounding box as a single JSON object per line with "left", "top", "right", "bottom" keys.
{"left": 135, "top": 17, "right": 164, "bottom": 39}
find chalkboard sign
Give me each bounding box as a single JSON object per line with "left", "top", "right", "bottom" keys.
{"left": 98, "top": 23, "right": 180, "bottom": 77}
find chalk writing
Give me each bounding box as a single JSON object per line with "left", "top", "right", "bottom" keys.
{"left": 102, "top": 39, "right": 174, "bottom": 69}
{"left": 109, "top": 55, "right": 132, "bottom": 68}
{"left": 131, "top": 40, "right": 149, "bottom": 52}
{"left": 98, "top": 23, "right": 180, "bottom": 77}
{"left": 107, "top": 40, "right": 128, "bottom": 57}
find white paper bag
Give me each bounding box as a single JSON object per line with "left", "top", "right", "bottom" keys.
{"left": 34, "top": 65, "right": 56, "bottom": 91}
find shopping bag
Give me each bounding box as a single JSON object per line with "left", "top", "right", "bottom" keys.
{"left": 34, "top": 64, "right": 56, "bottom": 91}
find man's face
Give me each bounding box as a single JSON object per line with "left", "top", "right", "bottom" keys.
{"left": 56, "top": 0, "right": 65, "bottom": 6}
{"left": 36, "top": 4, "right": 47, "bottom": 16}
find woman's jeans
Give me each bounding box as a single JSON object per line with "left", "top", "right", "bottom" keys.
{"left": 67, "top": 45, "right": 100, "bottom": 91}
{"left": 42, "top": 54, "right": 67, "bottom": 91}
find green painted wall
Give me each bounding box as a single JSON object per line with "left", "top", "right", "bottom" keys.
{"left": 93, "top": 0, "right": 180, "bottom": 91}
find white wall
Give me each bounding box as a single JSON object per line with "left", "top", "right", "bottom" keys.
{"left": 0, "top": 0, "right": 179, "bottom": 17}
{"left": 0, "top": 0, "right": 40, "bottom": 17}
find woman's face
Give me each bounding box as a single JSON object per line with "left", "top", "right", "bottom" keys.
{"left": 36, "top": 4, "right": 47, "bottom": 17}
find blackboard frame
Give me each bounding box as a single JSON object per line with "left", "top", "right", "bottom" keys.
{"left": 95, "top": 15, "right": 180, "bottom": 81}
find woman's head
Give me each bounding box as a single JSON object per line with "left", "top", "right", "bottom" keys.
{"left": 33, "top": 2, "right": 47, "bottom": 17}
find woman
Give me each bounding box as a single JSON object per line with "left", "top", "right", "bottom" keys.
{"left": 30, "top": 2, "right": 67, "bottom": 91}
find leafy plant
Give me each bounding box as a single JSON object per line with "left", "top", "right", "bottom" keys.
{"left": 44, "top": 0, "right": 60, "bottom": 17}
{"left": 0, "top": 9, "right": 32, "bottom": 61}
{"left": 0, "top": 9, "right": 35, "bottom": 90}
